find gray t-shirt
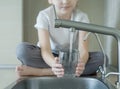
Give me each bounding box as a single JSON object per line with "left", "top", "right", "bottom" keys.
{"left": 34, "top": 5, "right": 89, "bottom": 53}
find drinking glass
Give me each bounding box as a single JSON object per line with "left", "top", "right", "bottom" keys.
{"left": 59, "top": 50, "right": 80, "bottom": 77}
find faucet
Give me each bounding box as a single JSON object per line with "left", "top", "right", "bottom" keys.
{"left": 55, "top": 19, "right": 120, "bottom": 87}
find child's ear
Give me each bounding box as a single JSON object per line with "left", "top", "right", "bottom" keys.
{"left": 48, "top": 0, "right": 52, "bottom": 4}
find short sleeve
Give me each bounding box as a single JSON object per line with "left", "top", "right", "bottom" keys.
{"left": 81, "top": 14, "right": 90, "bottom": 23}
{"left": 34, "top": 12, "right": 49, "bottom": 30}
{"left": 73, "top": 10, "right": 90, "bottom": 24}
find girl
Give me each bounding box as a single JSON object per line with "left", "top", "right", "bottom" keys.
{"left": 16, "top": 0, "right": 104, "bottom": 77}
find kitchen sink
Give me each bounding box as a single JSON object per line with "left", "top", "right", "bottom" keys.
{"left": 5, "top": 77, "right": 116, "bottom": 89}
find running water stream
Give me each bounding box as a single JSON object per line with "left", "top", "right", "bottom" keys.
{"left": 69, "top": 28, "right": 75, "bottom": 64}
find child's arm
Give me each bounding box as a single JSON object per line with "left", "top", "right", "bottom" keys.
{"left": 78, "top": 31, "right": 89, "bottom": 64}
{"left": 38, "top": 29, "right": 64, "bottom": 77}
{"left": 38, "top": 29, "right": 55, "bottom": 67}
{"left": 76, "top": 31, "right": 89, "bottom": 76}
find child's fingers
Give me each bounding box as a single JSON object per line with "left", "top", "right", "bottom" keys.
{"left": 53, "top": 68, "right": 64, "bottom": 75}
{"left": 54, "top": 57, "right": 59, "bottom": 63}
{"left": 75, "top": 62, "right": 85, "bottom": 76}
{"left": 52, "top": 63, "right": 63, "bottom": 68}
{"left": 52, "top": 63, "right": 64, "bottom": 77}
{"left": 52, "top": 57, "right": 64, "bottom": 77}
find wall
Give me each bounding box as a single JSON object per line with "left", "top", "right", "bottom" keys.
{"left": 78, "top": 0, "right": 105, "bottom": 52}
{"left": 0, "top": 0, "right": 23, "bottom": 65}
{"left": 23, "top": 0, "right": 49, "bottom": 44}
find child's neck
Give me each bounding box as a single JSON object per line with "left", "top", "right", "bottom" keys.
{"left": 58, "top": 14, "right": 71, "bottom": 20}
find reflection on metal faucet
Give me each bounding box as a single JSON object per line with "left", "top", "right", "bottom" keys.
{"left": 105, "top": 72, "right": 120, "bottom": 78}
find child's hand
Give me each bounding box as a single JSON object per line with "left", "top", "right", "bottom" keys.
{"left": 75, "top": 60, "right": 85, "bottom": 77}
{"left": 52, "top": 57, "right": 64, "bottom": 77}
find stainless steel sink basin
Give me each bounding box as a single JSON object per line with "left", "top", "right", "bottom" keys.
{"left": 5, "top": 77, "right": 115, "bottom": 89}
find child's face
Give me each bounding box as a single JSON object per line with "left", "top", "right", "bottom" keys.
{"left": 50, "top": 0, "right": 78, "bottom": 15}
